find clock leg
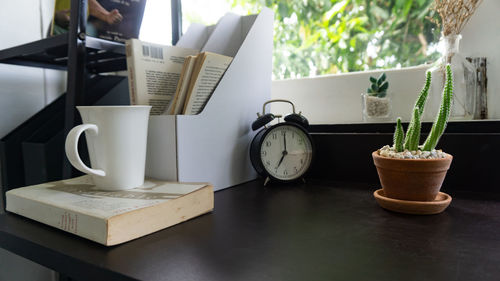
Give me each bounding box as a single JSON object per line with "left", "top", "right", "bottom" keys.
{"left": 264, "top": 177, "right": 270, "bottom": 186}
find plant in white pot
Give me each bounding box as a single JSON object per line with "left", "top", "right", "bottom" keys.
{"left": 372, "top": 65, "right": 454, "bottom": 215}
{"left": 362, "top": 73, "right": 391, "bottom": 121}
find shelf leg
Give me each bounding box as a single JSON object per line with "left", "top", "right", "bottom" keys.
{"left": 171, "top": 0, "right": 182, "bottom": 45}
{"left": 62, "top": 0, "right": 88, "bottom": 179}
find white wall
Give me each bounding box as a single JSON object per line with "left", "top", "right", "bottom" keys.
{"left": 0, "top": 1, "right": 63, "bottom": 280}
{"left": 0, "top": 1, "right": 45, "bottom": 138}
{"left": 272, "top": 0, "right": 499, "bottom": 124}
{"left": 272, "top": 66, "right": 428, "bottom": 123}
{"left": 0, "top": 0, "right": 66, "bottom": 138}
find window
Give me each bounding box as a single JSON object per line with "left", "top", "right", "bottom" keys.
{"left": 139, "top": 0, "right": 173, "bottom": 45}
{"left": 181, "top": 0, "right": 441, "bottom": 80}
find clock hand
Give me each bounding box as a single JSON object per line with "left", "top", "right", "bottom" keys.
{"left": 275, "top": 148, "right": 289, "bottom": 169}
{"left": 276, "top": 153, "right": 285, "bottom": 169}
{"left": 283, "top": 132, "right": 287, "bottom": 152}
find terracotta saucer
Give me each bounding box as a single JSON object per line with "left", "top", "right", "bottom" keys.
{"left": 373, "top": 189, "right": 452, "bottom": 215}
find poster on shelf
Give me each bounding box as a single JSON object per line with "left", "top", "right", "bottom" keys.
{"left": 50, "top": 0, "right": 147, "bottom": 43}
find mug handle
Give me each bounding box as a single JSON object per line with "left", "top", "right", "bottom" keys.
{"left": 65, "top": 124, "right": 106, "bottom": 177}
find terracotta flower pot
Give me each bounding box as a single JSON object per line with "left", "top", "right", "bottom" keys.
{"left": 372, "top": 151, "right": 453, "bottom": 201}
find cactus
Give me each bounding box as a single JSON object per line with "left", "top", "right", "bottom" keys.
{"left": 415, "top": 71, "right": 432, "bottom": 116}
{"left": 388, "top": 64, "right": 453, "bottom": 154}
{"left": 367, "top": 73, "right": 389, "bottom": 98}
{"left": 422, "top": 64, "right": 453, "bottom": 151}
{"left": 403, "top": 71, "right": 431, "bottom": 150}
{"left": 393, "top": 118, "right": 404, "bottom": 152}
{"left": 405, "top": 107, "right": 421, "bottom": 151}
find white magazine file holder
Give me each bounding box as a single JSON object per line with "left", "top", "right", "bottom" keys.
{"left": 146, "top": 8, "right": 273, "bottom": 191}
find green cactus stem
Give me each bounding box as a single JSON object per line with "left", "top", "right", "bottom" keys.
{"left": 403, "top": 113, "right": 414, "bottom": 150}
{"left": 405, "top": 107, "right": 421, "bottom": 151}
{"left": 415, "top": 71, "right": 432, "bottom": 116}
{"left": 393, "top": 118, "right": 404, "bottom": 152}
{"left": 403, "top": 71, "right": 431, "bottom": 149}
{"left": 422, "top": 64, "right": 453, "bottom": 151}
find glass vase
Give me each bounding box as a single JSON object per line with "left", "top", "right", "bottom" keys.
{"left": 361, "top": 93, "right": 391, "bottom": 122}
{"left": 425, "top": 34, "right": 477, "bottom": 121}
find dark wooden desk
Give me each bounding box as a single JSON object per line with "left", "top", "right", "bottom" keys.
{"left": 1, "top": 180, "right": 500, "bottom": 281}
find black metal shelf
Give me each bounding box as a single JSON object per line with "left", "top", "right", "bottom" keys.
{"left": 1, "top": 0, "right": 182, "bottom": 192}
{"left": 0, "top": 33, "right": 126, "bottom": 73}
{"left": 0, "top": 0, "right": 129, "bottom": 183}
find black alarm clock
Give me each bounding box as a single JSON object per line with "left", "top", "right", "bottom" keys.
{"left": 250, "top": 99, "right": 314, "bottom": 185}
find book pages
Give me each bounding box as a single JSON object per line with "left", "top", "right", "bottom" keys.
{"left": 182, "top": 52, "right": 233, "bottom": 115}
{"left": 126, "top": 39, "right": 199, "bottom": 115}
{"left": 167, "top": 56, "right": 196, "bottom": 115}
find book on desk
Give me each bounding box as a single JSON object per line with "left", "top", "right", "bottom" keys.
{"left": 6, "top": 176, "right": 213, "bottom": 246}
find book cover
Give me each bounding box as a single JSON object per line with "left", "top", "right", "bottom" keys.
{"left": 6, "top": 176, "right": 213, "bottom": 246}
{"left": 51, "top": 0, "right": 146, "bottom": 43}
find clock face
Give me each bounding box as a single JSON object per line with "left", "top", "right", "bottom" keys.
{"left": 259, "top": 124, "right": 313, "bottom": 181}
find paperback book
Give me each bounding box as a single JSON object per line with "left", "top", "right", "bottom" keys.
{"left": 6, "top": 176, "right": 213, "bottom": 246}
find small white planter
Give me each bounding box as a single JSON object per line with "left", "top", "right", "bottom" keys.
{"left": 361, "top": 93, "right": 391, "bottom": 121}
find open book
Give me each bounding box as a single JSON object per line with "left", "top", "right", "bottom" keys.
{"left": 6, "top": 176, "right": 213, "bottom": 246}
{"left": 169, "top": 52, "right": 233, "bottom": 115}
{"left": 126, "top": 39, "right": 199, "bottom": 115}
{"left": 126, "top": 38, "right": 232, "bottom": 115}
{"left": 166, "top": 55, "right": 197, "bottom": 115}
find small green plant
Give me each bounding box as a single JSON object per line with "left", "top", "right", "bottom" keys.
{"left": 367, "top": 73, "right": 389, "bottom": 98}
{"left": 393, "top": 65, "right": 453, "bottom": 152}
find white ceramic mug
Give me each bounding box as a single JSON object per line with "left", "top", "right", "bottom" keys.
{"left": 65, "top": 106, "right": 151, "bottom": 190}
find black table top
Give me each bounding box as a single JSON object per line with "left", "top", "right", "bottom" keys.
{"left": 1, "top": 179, "right": 500, "bottom": 281}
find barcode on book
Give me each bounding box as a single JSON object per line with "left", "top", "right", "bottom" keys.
{"left": 142, "top": 44, "right": 164, "bottom": 60}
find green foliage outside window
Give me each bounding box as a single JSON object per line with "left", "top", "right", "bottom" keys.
{"left": 230, "top": 0, "right": 442, "bottom": 79}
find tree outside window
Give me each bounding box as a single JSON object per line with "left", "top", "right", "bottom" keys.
{"left": 183, "top": 0, "right": 442, "bottom": 80}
